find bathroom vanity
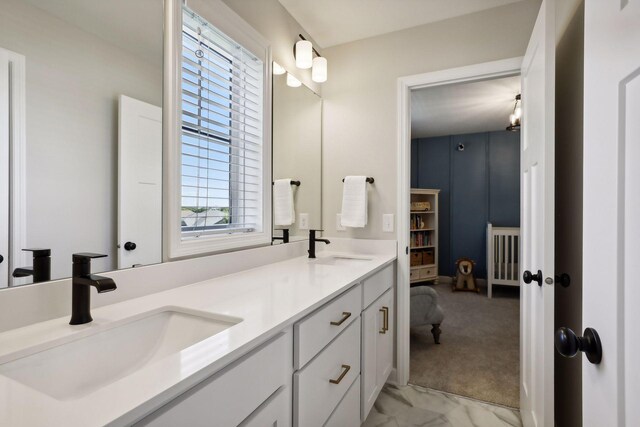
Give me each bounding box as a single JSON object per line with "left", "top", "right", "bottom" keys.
{"left": 0, "top": 241, "right": 396, "bottom": 426}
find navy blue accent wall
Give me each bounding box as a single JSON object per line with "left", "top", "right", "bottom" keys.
{"left": 451, "top": 133, "right": 489, "bottom": 277}
{"left": 412, "top": 131, "right": 520, "bottom": 278}
{"left": 488, "top": 132, "right": 521, "bottom": 227}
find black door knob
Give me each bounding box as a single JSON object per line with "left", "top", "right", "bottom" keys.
{"left": 124, "top": 242, "right": 137, "bottom": 251}
{"left": 555, "top": 273, "right": 571, "bottom": 288}
{"left": 0, "top": 254, "right": 3, "bottom": 264}
{"left": 523, "top": 269, "right": 543, "bottom": 286}
{"left": 555, "top": 327, "right": 602, "bottom": 364}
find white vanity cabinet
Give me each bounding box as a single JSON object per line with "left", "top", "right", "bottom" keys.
{"left": 361, "top": 266, "right": 395, "bottom": 421}
{"left": 293, "top": 284, "right": 362, "bottom": 427}
{"left": 135, "top": 330, "right": 293, "bottom": 427}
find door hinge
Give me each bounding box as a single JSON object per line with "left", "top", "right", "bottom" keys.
{"left": 406, "top": 246, "right": 409, "bottom": 255}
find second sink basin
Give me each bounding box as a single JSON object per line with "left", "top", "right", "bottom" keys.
{"left": 0, "top": 307, "right": 241, "bottom": 400}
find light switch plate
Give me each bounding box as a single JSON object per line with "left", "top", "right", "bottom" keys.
{"left": 383, "top": 214, "right": 394, "bottom": 232}
{"left": 299, "top": 213, "right": 309, "bottom": 230}
{"left": 336, "top": 214, "right": 345, "bottom": 231}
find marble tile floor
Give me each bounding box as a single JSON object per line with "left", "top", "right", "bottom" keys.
{"left": 363, "top": 384, "right": 522, "bottom": 427}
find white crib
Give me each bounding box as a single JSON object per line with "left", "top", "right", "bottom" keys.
{"left": 486, "top": 223, "right": 520, "bottom": 298}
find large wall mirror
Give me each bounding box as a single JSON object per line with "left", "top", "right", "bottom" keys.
{"left": 272, "top": 66, "right": 322, "bottom": 243}
{"left": 0, "top": 0, "right": 164, "bottom": 287}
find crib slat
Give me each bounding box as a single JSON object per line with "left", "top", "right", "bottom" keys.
{"left": 510, "top": 235, "right": 514, "bottom": 280}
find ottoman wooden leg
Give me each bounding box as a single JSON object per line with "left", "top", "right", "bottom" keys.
{"left": 431, "top": 324, "right": 441, "bottom": 344}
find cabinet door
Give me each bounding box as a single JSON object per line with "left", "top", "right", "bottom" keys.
{"left": 240, "top": 386, "right": 291, "bottom": 427}
{"left": 361, "top": 288, "right": 394, "bottom": 420}
{"left": 376, "top": 289, "right": 394, "bottom": 388}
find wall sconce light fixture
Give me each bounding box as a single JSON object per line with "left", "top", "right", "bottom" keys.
{"left": 293, "top": 34, "right": 328, "bottom": 83}
{"left": 506, "top": 94, "right": 522, "bottom": 131}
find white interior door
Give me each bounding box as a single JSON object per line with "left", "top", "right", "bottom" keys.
{"left": 118, "top": 95, "right": 162, "bottom": 269}
{"left": 583, "top": 1, "right": 640, "bottom": 425}
{"left": 0, "top": 50, "right": 9, "bottom": 288}
{"left": 519, "top": 1, "right": 555, "bottom": 426}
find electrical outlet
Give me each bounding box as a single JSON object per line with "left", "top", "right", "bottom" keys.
{"left": 383, "top": 214, "right": 394, "bottom": 232}
{"left": 336, "top": 214, "right": 346, "bottom": 231}
{"left": 299, "top": 213, "right": 309, "bottom": 230}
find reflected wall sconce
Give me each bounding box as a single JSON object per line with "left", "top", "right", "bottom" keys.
{"left": 293, "top": 34, "right": 328, "bottom": 83}
{"left": 506, "top": 94, "right": 522, "bottom": 131}
{"left": 272, "top": 61, "right": 286, "bottom": 75}
{"left": 286, "top": 73, "right": 302, "bottom": 87}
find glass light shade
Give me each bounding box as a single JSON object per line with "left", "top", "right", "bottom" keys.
{"left": 510, "top": 114, "right": 517, "bottom": 126}
{"left": 272, "top": 61, "right": 286, "bottom": 75}
{"left": 514, "top": 105, "right": 522, "bottom": 119}
{"left": 286, "top": 73, "right": 301, "bottom": 87}
{"left": 295, "top": 40, "right": 313, "bottom": 69}
{"left": 312, "top": 56, "right": 327, "bottom": 83}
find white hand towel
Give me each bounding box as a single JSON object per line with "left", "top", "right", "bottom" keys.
{"left": 340, "top": 176, "right": 368, "bottom": 228}
{"left": 274, "top": 179, "right": 295, "bottom": 226}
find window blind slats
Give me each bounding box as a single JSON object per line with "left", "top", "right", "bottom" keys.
{"left": 182, "top": 56, "right": 261, "bottom": 105}
{"left": 181, "top": 6, "right": 263, "bottom": 239}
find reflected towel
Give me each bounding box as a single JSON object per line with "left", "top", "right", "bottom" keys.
{"left": 274, "top": 179, "right": 295, "bottom": 226}
{"left": 340, "top": 176, "right": 368, "bottom": 228}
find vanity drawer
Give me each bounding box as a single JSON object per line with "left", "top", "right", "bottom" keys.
{"left": 294, "top": 319, "right": 361, "bottom": 427}
{"left": 136, "top": 330, "right": 292, "bottom": 427}
{"left": 324, "top": 375, "right": 361, "bottom": 427}
{"left": 362, "top": 263, "right": 394, "bottom": 308}
{"left": 294, "top": 284, "right": 361, "bottom": 369}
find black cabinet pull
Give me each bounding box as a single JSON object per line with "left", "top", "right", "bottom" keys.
{"left": 555, "top": 327, "right": 602, "bottom": 364}
{"left": 124, "top": 242, "right": 137, "bottom": 251}
{"left": 0, "top": 254, "right": 3, "bottom": 264}
{"left": 523, "top": 269, "right": 543, "bottom": 286}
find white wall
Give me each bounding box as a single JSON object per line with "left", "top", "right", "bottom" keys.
{"left": 321, "top": 1, "right": 541, "bottom": 239}
{"left": 0, "top": 0, "right": 163, "bottom": 278}
{"left": 222, "top": 0, "right": 322, "bottom": 94}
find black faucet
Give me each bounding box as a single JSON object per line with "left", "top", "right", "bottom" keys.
{"left": 272, "top": 228, "right": 290, "bottom": 244}
{"left": 308, "top": 230, "right": 330, "bottom": 259}
{"left": 69, "top": 253, "right": 117, "bottom": 325}
{"left": 12, "top": 248, "right": 51, "bottom": 283}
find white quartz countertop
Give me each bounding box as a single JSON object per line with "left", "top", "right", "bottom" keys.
{"left": 0, "top": 249, "right": 396, "bottom": 426}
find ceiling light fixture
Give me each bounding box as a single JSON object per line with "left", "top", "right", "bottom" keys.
{"left": 506, "top": 94, "right": 522, "bottom": 132}
{"left": 293, "top": 34, "right": 328, "bottom": 83}
{"left": 286, "top": 73, "right": 302, "bottom": 88}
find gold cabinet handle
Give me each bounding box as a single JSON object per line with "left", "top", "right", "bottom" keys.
{"left": 329, "top": 364, "right": 351, "bottom": 384}
{"left": 379, "top": 306, "right": 389, "bottom": 334}
{"left": 330, "top": 311, "right": 352, "bottom": 326}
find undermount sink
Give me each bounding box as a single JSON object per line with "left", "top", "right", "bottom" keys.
{"left": 0, "top": 307, "right": 241, "bottom": 400}
{"left": 313, "top": 255, "right": 373, "bottom": 265}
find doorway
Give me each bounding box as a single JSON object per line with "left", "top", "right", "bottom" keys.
{"left": 408, "top": 75, "right": 522, "bottom": 408}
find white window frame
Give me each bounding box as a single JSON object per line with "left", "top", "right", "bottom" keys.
{"left": 163, "top": 0, "right": 272, "bottom": 259}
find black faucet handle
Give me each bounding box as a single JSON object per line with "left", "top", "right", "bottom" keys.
{"left": 73, "top": 253, "right": 108, "bottom": 263}
{"left": 23, "top": 248, "right": 51, "bottom": 257}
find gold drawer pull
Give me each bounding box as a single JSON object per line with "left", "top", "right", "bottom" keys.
{"left": 329, "top": 364, "right": 351, "bottom": 384}
{"left": 330, "top": 311, "right": 352, "bottom": 326}
{"left": 379, "top": 306, "right": 389, "bottom": 334}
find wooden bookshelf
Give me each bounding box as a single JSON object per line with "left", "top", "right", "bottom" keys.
{"left": 410, "top": 189, "right": 439, "bottom": 284}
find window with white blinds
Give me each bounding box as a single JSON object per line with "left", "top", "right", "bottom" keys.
{"left": 180, "top": 6, "right": 264, "bottom": 241}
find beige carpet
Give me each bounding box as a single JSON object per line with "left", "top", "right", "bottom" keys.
{"left": 410, "top": 281, "right": 520, "bottom": 408}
